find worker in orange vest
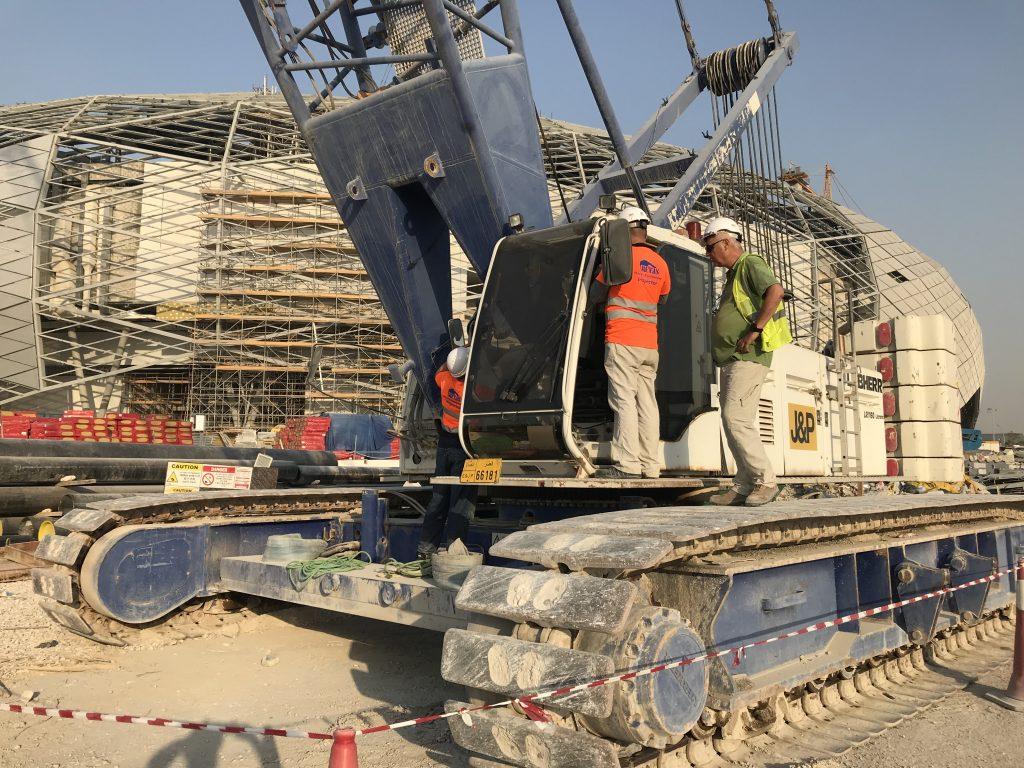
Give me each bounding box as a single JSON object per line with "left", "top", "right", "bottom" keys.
{"left": 595, "top": 206, "right": 671, "bottom": 479}
{"left": 418, "top": 346, "right": 477, "bottom": 557}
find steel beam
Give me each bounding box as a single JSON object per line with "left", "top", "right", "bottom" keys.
{"left": 560, "top": 72, "right": 703, "bottom": 223}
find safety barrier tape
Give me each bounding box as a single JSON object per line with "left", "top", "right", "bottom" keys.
{"left": 0, "top": 704, "right": 333, "bottom": 740}
{"left": 1, "top": 560, "right": 1020, "bottom": 741}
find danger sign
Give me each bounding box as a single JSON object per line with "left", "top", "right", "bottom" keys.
{"left": 164, "top": 462, "right": 254, "bottom": 494}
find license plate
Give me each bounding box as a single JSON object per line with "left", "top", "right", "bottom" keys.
{"left": 461, "top": 458, "right": 502, "bottom": 484}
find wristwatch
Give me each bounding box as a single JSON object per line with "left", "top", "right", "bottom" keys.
{"left": 748, "top": 323, "right": 763, "bottom": 335}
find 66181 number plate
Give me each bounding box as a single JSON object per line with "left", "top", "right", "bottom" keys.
{"left": 460, "top": 458, "right": 502, "bottom": 484}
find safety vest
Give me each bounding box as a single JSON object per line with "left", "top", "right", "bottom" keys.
{"left": 730, "top": 253, "right": 793, "bottom": 352}
{"left": 603, "top": 244, "right": 670, "bottom": 350}
{"left": 435, "top": 368, "right": 464, "bottom": 433}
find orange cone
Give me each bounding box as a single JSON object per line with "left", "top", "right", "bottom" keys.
{"left": 987, "top": 546, "right": 1024, "bottom": 712}
{"left": 329, "top": 729, "right": 359, "bottom": 768}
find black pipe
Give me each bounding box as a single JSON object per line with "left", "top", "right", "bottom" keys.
{"left": 0, "top": 516, "right": 27, "bottom": 535}
{"left": 0, "top": 486, "right": 73, "bottom": 515}
{"left": 0, "top": 534, "right": 34, "bottom": 546}
{"left": 0, "top": 457, "right": 301, "bottom": 486}
{"left": 0, "top": 439, "right": 339, "bottom": 466}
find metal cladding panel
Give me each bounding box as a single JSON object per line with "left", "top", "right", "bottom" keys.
{"left": 305, "top": 55, "right": 551, "bottom": 403}
{"left": 0, "top": 135, "right": 52, "bottom": 396}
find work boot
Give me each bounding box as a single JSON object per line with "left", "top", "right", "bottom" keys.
{"left": 707, "top": 488, "right": 747, "bottom": 506}
{"left": 744, "top": 484, "right": 780, "bottom": 507}
{"left": 596, "top": 466, "right": 641, "bottom": 480}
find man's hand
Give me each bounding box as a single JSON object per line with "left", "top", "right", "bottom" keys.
{"left": 736, "top": 330, "right": 760, "bottom": 354}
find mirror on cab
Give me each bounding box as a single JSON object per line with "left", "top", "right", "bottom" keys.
{"left": 600, "top": 217, "right": 632, "bottom": 286}
{"left": 448, "top": 317, "right": 467, "bottom": 347}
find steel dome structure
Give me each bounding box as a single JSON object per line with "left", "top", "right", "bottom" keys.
{"left": 0, "top": 94, "right": 984, "bottom": 429}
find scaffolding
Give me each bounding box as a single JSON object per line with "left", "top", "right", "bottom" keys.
{"left": 0, "top": 94, "right": 402, "bottom": 428}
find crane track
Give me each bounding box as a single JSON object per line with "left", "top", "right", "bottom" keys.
{"left": 630, "top": 613, "right": 1015, "bottom": 768}
{"left": 30, "top": 488, "right": 367, "bottom": 645}
{"left": 445, "top": 494, "right": 1024, "bottom": 768}
{"left": 464, "top": 614, "right": 1015, "bottom": 768}
{"left": 28, "top": 489, "right": 1024, "bottom": 763}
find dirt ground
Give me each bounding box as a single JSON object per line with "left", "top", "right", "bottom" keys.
{"left": 1, "top": 579, "right": 1022, "bottom": 768}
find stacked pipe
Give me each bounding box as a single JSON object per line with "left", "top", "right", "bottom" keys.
{"left": 17, "top": 411, "right": 195, "bottom": 445}
{"left": 278, "top": 416, "right": 331, "bottom": 451}
{"left": 852, "top": 316, "right": 963, "bottom": 482}
{"left": 0, "top": 411, "right": 34, "bottom": 439}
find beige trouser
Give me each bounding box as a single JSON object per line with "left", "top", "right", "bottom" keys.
{"left": 720, "top": 360, "right": 776, "bottom": 494}
{"left": 605, "top": 342, "right": 661, "bottom": 476}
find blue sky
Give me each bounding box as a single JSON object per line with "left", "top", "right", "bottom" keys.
{"left": 2, "top": 1, "right": 1021, "bottom": 431}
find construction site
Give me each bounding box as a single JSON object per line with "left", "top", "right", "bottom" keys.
{"left": 0, "top": 2, "right": 1020, "bottom": 768}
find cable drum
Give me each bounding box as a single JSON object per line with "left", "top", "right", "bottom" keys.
{"left": 704, "top": 38, "right": 770, "bottom": 96}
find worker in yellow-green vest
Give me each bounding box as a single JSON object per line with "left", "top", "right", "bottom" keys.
{"left": 702, "top": 217, "right": 791, "bottom": 507}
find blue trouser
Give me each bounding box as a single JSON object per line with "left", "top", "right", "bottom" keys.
{"left": 420, "top": 443, "right": 477, "bottom": 549}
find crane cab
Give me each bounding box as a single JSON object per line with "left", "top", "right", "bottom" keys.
{"left": 458, "top": 216, "right": 717, "bottom": 478}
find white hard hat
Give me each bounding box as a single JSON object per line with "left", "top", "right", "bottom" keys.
{"left": 620, "top": 206, "right": 651, "bottom": 227}
{"left": 702, "top": 216, "right": 743, "bottom": 243}
{"left": 446, "top": 347, "right": 469, "bottom": 378}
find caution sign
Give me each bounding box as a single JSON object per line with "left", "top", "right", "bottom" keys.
{"left": 787, "top": 404, "right": 818, "bottom": 451}
{"left": 164, "top": 462, "right": 254, "bottom": 494}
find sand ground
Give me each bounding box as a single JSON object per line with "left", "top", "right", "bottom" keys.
{"left": 0, "top": 579, "right": 1021, "bottom": 768}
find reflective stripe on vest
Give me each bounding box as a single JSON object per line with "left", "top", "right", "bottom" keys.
{"left": 441, "top": 406, "right": 460, "bottom": 432}
{"left": 730, "top": 253, "right": 793, "bottom": 353}
{"left": 607, "top": 297, "right": 659, "bottom": 313}
{"left": 606, "top": 296, "right": 659, "bottom": 324}
{"left": 606, "top": 308, "right": 657, "bottom": 323}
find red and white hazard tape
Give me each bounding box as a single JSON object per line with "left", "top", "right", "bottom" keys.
{"left": 0, "top": 703, "right": 333, "bottom": 740}
{"left": 2, "top": 560, "right": 1020, "bottom": 740}
{"left": 357, "top": 561, "right": 1020, "bottom": 735}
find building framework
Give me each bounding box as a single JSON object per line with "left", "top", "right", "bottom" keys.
{"left": 0, "top": 94, "right": 984, "bottom": 428}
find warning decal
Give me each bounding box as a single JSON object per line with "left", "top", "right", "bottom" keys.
{"left": 164, "top": 462, "right": 253, "bottom": 494}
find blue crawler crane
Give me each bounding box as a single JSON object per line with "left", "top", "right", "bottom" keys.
{"left": 31, "top": 3, "right": 1024, "bottom": 765}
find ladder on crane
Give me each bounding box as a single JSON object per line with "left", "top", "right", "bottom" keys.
{"left": 831, "top": 283, "right": 865, "bottom": 477}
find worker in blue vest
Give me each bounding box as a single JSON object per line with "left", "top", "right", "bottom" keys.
{"left": 418, "top": 347, "right": 477, "bottom": 556}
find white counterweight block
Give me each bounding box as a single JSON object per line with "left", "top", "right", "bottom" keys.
{"left": 893, "top": 456, "right": 965, "bottom": 484}
{"left": 851, "top": 315, "right": 956, "bottom": 354}
{"left": 857, "top": 349, "right": 958, "bottom": 388}
{"left": 889, "top": 384, "right": 960, "bottom": 422}
{"left": 889, "top": 420, "right": 963, "bottom": 458}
